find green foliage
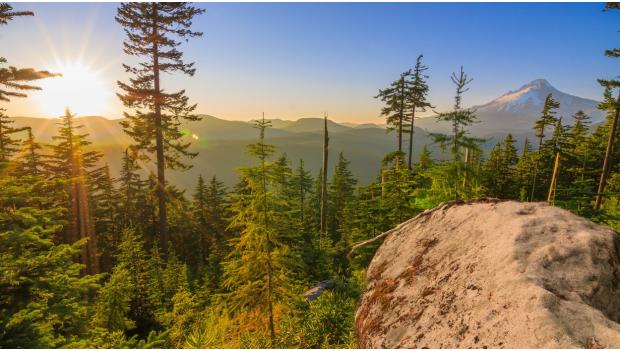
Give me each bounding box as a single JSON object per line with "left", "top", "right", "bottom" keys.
{"left": 278, "top": 279, "right": 361, "bottom": 348}
{"left": 431, "top": 66, "right": 483, "bottom": 199}
{"left": 0, "top": 176, "right": 99, "bottom": 347}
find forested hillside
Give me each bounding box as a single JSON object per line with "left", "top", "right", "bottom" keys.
{"left": 1, "top": 2, "right": 620, "bottom": 349}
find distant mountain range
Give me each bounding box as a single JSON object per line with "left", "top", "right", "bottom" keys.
{"left": 9, "top": 79, "right": 603, "bottom": 188}
{"left": 416, "top": 79, "right": 604, "bottom": 137}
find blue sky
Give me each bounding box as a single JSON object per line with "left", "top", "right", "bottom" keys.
{"left": 2, "top": 2, "right": 618, "bottom": 123}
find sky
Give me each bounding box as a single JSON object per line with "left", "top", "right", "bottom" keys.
{"left": 2, "top": 2, "right": 619, "bottom": 123}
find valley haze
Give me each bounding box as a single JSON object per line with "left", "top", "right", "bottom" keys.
{"left": 13, "top": 79, "right": 604, "bottom": 188}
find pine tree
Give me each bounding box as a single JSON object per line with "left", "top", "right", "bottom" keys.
{"left": 482, "top": 134, "right": 518, "bottom": 199}
{"left": 90, "top": 164, "right": 120, "bottom": 272}
{"left": 192, "top": 175, "right": 210, "bottom": 266}
{"left": 417, "top": 145, "right": 433, "bottom": 171}
{"left": 560, "top": 111, "right": 596, "bottom": 214}
{"left": 0, "top": 175, "right": 99, "bottom": 347}
{"left": 15, "top": 126, "right": 45, "bottom": 177}
{"left": 116, "top": 3, "right": 205, "bottom": 249}
{"left": 110, "top": 228, "right": 160, "bottom": 337}
{"left": 530, "top": 93, "right": 560, "bottom": 201}
{"left": 516, "top": 137, "right": 535, "bottom": 201}
{"left": 320, "top": 113, "right": 329, "bottom": 239}
{"left": 222, "top": 116, "right": 292, "bottom": 345}
{"left": 484, "top": 133, "right": 519, "bottom": 199}
{"left": 431, "top": 66, "right": 481, "bottom": 199}
{"left": 191, "top": 174, "right": 229, "bottom": 290}
{"left": 376, "top": 70, "right": 410, "bottom": 154}
{"left": 406, "top": 55, "right": 433, "bottom": 169}
{"left": 594, "top": 16, "right": 620, "bottom": 209}
{"left": 48, "top": 108, "right": 102, "bottom": 274}
{"left": 0, "top": 108, "right": 19, "bottom": 164}
{"left": 203, "top": 175, "right": 229, "bottom": 290}
{"left": 289, "top": 159, "right": 327, "bottom": 280}
{"left": 483, "top": 142, "right": 503, "bottom": 197}
{"left": 0, "top": 4, "right": 59, "bottom": 102}
{"left": 381, "top": 153, "right": 416, "bottom": 225}
{"left": 118, "top": 147, "right": 144, "bottom": 230}
{"left": 328, "top": 152, "right": 357, "bottom": 243}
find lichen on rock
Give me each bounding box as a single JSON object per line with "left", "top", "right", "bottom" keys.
{"left": 355, "top": 199, "right": 620, "bottom": 348}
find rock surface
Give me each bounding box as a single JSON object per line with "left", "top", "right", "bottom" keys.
{"left": 355, "top": 199, "right": 620, "bottom": 348}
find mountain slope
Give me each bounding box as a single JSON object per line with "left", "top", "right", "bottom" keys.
{"left": 417, "top": 79, "right": 603, "bottom": 136}
{"left": 9, "top": 115, "right": 439, "bottom": 187}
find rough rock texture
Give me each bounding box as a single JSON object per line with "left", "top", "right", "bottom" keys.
{"left": 356, "top": 199, "right": 620, "bottom": 348}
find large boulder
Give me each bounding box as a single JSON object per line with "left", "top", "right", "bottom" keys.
{"left": 356, "top": 199, "right": 620, "bottom": 348}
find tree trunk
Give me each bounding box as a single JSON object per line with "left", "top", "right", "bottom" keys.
{"left": 398, "top": 76, "right": 404, "bottom": 154}
{"left": 260, "top": 113, "right": 275, "bottom": 346}
{"left": 0, "top": 117, "right": 5, "bottom": 162}
{"left": 408, "top": 108, "right": 415, "bottom": 169}
{"left": 530, "top": 135, "right": 545, "bottom": 202}
{"left": 320, "top": 114, "right": 329, "bottom": 239}
{"left": 152, "top": 4, "right": 168, "bottom": 249}
{"left": 547, "top": 152, "right": 560, "bottom": 205}
{"left": 594, "top": 89, "right": 620, "bottom": 210}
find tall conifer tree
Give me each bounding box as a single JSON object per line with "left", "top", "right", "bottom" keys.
{"left": 376, "top": 70, "right": 410, "bottom": 154}
{"left": 431, "top": 66, "right": 481, "bottom": 199}
{"left": 530, "top": 93, "right": 560, "bottom": 200}
{"left": 406, "top": 55, "right": 433, "bottom": 169}
{"left": 116, "top": 3, "right": 205, "bottom": 249}
{"left": 48, "top": 108, "right": 102, "bottom": 274}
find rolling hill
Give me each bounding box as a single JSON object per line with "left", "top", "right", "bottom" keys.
{"left": 9, "top": 79, "right": 603, "bottom": 189}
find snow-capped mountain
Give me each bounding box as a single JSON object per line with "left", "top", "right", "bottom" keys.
{"left": 417, "top": 79, "right": 603, "bottom": 136}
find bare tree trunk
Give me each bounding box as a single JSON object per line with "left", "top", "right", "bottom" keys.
{"left": 398, "top": 76, "right": 404, "bottom": 154}
{"left": 408, "top": 108, "right": 415, "bottom": 169}
{"left": 547, "top": 152, "right": 560, "bottom": 206}
{"left": 320, "top": 113, "right": 329, "bottom": 239}
{"left": 595, "top": 90, "right": 620, "bottom": 210}
{"left": 462, "top": 147, "right": 470, "bottom": 189}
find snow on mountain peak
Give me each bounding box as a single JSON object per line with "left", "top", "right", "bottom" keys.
{"left": 481, "top": 79, "right": 559, "bottom": 113}
{"left": 527, "top": 79, "right": 552, "bottom": 89}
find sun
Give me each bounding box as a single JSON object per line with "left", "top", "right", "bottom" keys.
{"left": 35, "top": 62, "right": 112, "bottom": 117}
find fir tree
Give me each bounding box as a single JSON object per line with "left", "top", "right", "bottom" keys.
{"left": 48, "top": 108, "right": 102, "bottom": 274}
{"left": 0, "top": 175, "right": 99, "bottom": 347}
{"left": 376, "top": 70, "right": 410, "bottom": 154}
{"left": 112, "top": 228, "right": 160, "bottom": 337}
{"left": 15, "top": 126, "right": 45, "bottom": 177}
{"left": 417, "top": 145, "right": 434, "bottom": 171}
{"left": 118, "top": 147, "right": 144, "bottom": 230}
{"left": 594, "top": 16, "right": 620, "bottom": 211}
{"left": 530, "top": 93, "right": 560, "bottom": 200}
{"left": 594, "top": 85, "right": 620, "bottom": 209}
{"left": 222, "top": 116, "right": 292, "bottom": 345}
{"left": 320, "top": 113, "right": 329, "bottom": 238}
{"left": 431, "top": 66, "right": 481, "bottom": 199}
{"left": 116, "top": 3, "right": 205, "bottom": 249}
{"left": 0, "top": 108, "right": 19, "bottom": 164}
{"left": 406, "top": 55, "right": 433, "bottom": 169}
{"left": 90, "top": 164, "right": 120, "bottom": 272}
{"left": 192, "top": 175, "right": 210, "bottom": 266}
{"left": 328, "top": 152, "right": 357, "bottom": 243}
{"left": 191, "top": 174, "right": 229, "bottom": 290}
{"left": 516, "top": 137, "right": 535, "bottom": 201}
{"left": 0, "top": 4, "right": 59, "bottom": 101}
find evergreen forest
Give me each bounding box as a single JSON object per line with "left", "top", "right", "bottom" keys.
{"left": 1, "top": 2, "right": 620, "bottom": 348}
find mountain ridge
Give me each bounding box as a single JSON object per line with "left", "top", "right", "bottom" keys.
{"left": 416, "top": 79, "right": 603, "bottom": 136}
{"left": 7, "top": 79, "right": 604, "bottom": 187}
